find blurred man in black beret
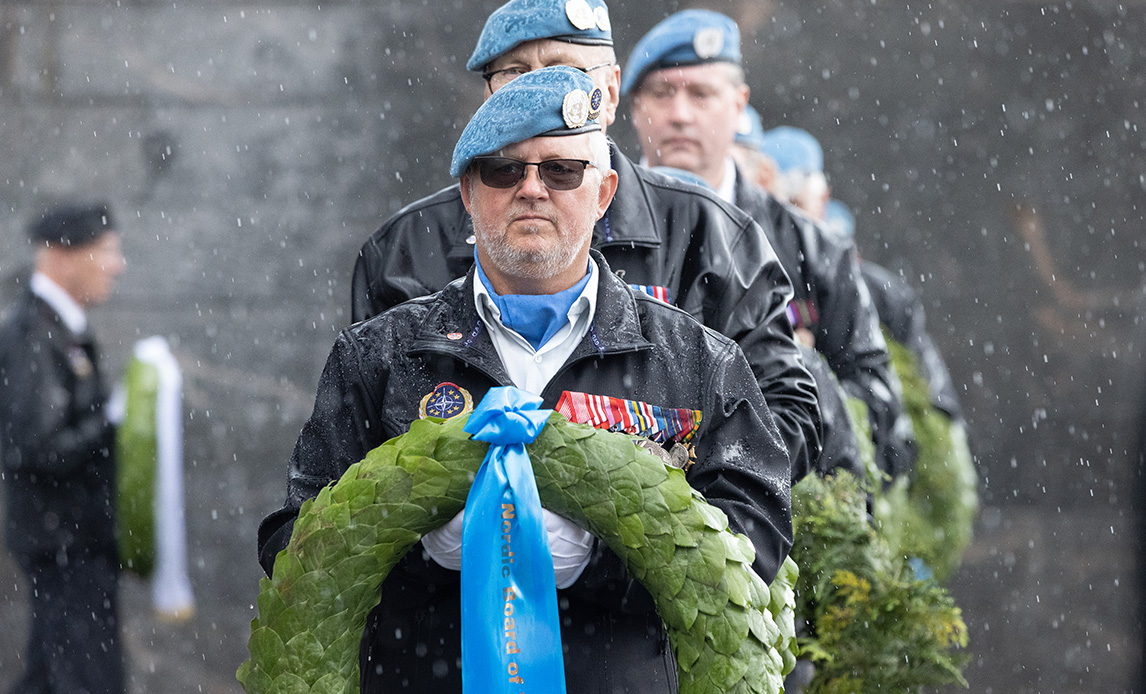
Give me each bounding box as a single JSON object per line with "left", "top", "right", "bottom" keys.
{"left": 0, "top": 202, "right": 127, "bottom": 694}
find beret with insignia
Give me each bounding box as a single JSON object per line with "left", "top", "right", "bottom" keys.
{"left": 451, "top": 66, "right": 602, "bottom": 178}
{"left": 620, "top": 9, "right": 741, "bottom": 96}
{"left": 28, "top": 202, "right": 116, "bottom": 247}
{"left": 734, "top": 104, "right": 768, "bottom": 153}
{"left": 757, "top": 125, "right": 825, "bottom": 174}
{"left": 467, "top": 0, "right": 613, "bottom": 73}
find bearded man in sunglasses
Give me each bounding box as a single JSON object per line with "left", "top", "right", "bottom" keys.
{"left": 261, "top": 67, "right": 793, "bottom": 693}
{"left": 350, "top": 0, "right": 824, "bottom": 483}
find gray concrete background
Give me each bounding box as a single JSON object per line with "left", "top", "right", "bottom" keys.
{"left": 0, "top": 1, "right": 1142, "bottom": 692}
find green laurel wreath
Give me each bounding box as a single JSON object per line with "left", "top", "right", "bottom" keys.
{"left": 238, "top": 413, "right": 798, "bottom": 694}
{"left": 874, "top": 335, "right": 979, "bottom": 582}
{"left": 791, "top": 471, "right": 970, "bottom": 694}
{"left": 116, "top": 353, "right": 160, "bottom": 577}
{"left": 783, "top": 362, "right": 970, "bottom": 692}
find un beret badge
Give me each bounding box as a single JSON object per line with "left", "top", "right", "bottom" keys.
{"left": 594, "top": 6, "right": 611, "bottom": 32}
{"left": 565, "top": 0, "right": 596, "bottom": 31}
{"left": 693, "top": 26, "right": 725, "bottom": 59}
{"left": 587, "top": 86, "right": 603, "bottom": 121}
{"left": 418, "top": 382, "right": 474, "bottom": 420}
{"left": 562, "top": 88, "right": 590, "bottom": 129}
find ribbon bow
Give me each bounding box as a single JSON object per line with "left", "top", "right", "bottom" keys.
{"left": 461, "top": 387, "right": 566, "bottom": 694}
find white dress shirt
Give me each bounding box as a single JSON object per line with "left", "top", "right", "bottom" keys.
{"left": 472, "top": 259, "right": 599, "bottom": 396}
{"left": 715, "top": 156, "right": 739, "bottom": 205}
{"left": 30, "top": 271, "right": 87, "bottom": 335}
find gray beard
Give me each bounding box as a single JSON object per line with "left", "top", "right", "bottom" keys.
{"left": 474, "top": 219, "right": 584, "bottom": 283}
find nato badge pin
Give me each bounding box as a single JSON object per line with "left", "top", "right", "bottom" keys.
{"left": 562, "top": 88, "right": 590, "bottom": 129}
{"left": 693, "top": 26, "right": 725, "bottom": 60}
{"left": 587, "top": 86, "right": 603, "bottom": 121}
{"left": 594, "top": 5, "right": 611, "bottom": 32}
{"left": 565, "top": 0, "right": 596, "bottom": 31}
{"left": 419, "top": 382, "right": 474, "bottom": 420}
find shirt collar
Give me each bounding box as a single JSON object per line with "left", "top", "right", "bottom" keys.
{"left": 30, "top": 272, "right": 87, "bottom": 335}
{"left": 636, "top": 152, "right": 737, "bottom": 205}
{"left": 715, "top": 156, "right": 738, "bottom": 205}
{"left": 473, "top": 259, "right": 599, "bottom": 353}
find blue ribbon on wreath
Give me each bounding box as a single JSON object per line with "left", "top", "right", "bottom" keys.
{"left": 461, "top": 387, "right": 566, "bottom": 694}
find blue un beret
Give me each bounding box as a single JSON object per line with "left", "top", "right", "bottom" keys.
{"left": 735, "top": 104, "right": 768, "bottom": 152}
{"left": 621, "top": 9, "right": 741, "bottom": 95}
{"left": 823, "top": 199, "right": 856, "bottom": 240}
{"left": 757, "top": 126, "right": 824, "bottom": 174}
{"left": 29, "top": 202, "right": 116, "bottom": 247}
{"left": 451, "top": 66, "right": 603, "bottom": 178}
{"left": 467, "top": 0, "right": 613, "bottom": 73}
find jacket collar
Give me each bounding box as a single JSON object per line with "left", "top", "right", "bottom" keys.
{"left": 569, "top": 249, "right": 652, "bottom": 358}
{"left": 595, "top": 141, "right": 661, "bottom": 246}
{"left": 408, "top": 249, "right": 651, "bottom": 378}
{"left": 20, "top": 285, "right": 89, "bottom": 348}
{"left": 732, "top": 162, "right": 777, "bottom": 214}
{"left": 731, "top": 161, "right": 753, "bottom": 208}
{"left": 30, "top": 272, "right": 87, "bottom": 335}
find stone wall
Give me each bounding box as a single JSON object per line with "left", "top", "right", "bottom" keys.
{"left": 0, "top": 1, "right": 1142, "bottom": 691}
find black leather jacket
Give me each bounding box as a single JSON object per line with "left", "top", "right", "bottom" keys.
{"left": 734, "top": 172, "right": 915, "bottom": 478}
{"left": 262, "top": 254, "right": 793, "bottom": 693}
{"left": 798, "top": 345, "right": 865, "bottom": 479}
{"left": 0, "top": 289, "right": 117, "bottom": 558}
{"left": 350, "top": 142, "right": 821, "bottom": 481}
{"left": 861, "top": 260, "right": 963, "bottom": 421}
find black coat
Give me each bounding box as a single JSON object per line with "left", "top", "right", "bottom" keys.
{"left": 733, "top": 172, "right": 915, "bottom": 478}
{"left": 262, "top": 253, "right": 793, "bottom": 693}
{"left": 350, "top": 142, "right": 822, "bottom": 483}
{"left": 861, "top": 260, "right": 963, "bottom": 421}
{"left": 0, "top": 288, "right": 117, "bottom": 558}
{"left": 798, "top": 345, "right": 865, "bottom": 479}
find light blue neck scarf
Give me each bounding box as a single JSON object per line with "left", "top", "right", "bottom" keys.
{"left": 475, "top": 255, "right": 591, "bottom": 350}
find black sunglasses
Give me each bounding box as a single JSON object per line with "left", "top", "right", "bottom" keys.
{"left": 472, "top": 157, "right": 600, "bottom": 191}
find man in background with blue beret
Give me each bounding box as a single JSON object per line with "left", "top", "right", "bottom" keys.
{"left": 755, "top": 125, "right": 832, "bottom": 222}
{"left": 0, "top": 203, "right": 127, "bottom": 694}
{"left": 263, "top": 67, "right": 793, "bottom": 693}
{"left": 349, "top": 0, "right": 824, "bottom": 483}
{"left": 624, "top": 9, "right": 916, "bottom": 479}
{"left": 764, "top": 129, "right": 965, "bottom": 422}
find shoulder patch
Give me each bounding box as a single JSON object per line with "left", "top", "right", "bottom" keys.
{"left": 419, "top": 382, "right": 474, "bottom": 420}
